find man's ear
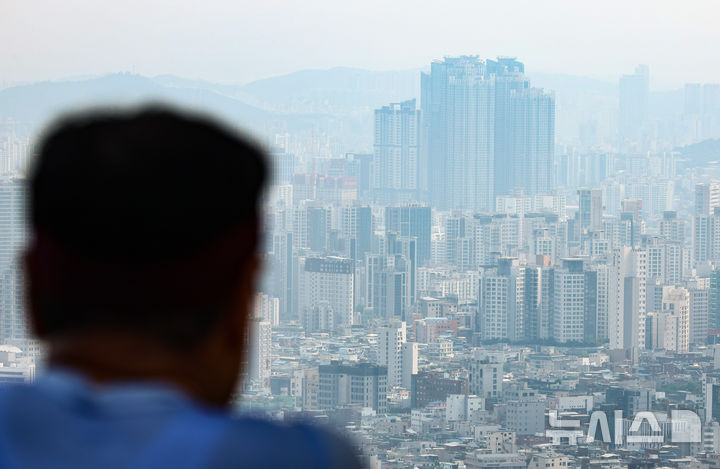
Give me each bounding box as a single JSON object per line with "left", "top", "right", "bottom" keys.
{"left": 23, "top": 248, "right": 49, "bottom": 339}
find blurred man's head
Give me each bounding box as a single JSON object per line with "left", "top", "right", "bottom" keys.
{"left": 25, "top": 106, "right": 267, "bottom": 404}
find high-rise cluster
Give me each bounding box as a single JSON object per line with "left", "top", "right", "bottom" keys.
{"left": 420, "top": 56, "right": 555, "bottom": 211}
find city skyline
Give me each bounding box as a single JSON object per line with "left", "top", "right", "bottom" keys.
{"left": 3, "top": 45, "right": 720, "bottom": 467}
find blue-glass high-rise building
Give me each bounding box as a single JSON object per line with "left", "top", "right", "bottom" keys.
{"left": 489, "top": 57, "right": 555, "bottom": 198}
{"left": 618, "top": 65, "right": 649, "bottom": 147}
{"left": 421, "top": 56, "right": 495, "bottom": 212}
{"left": 0, "top": 177, "right": 28, "bottom": 344}
{"left": 488, "top": 58, "right": 527, "bottom": 197}
{"left": 710, "top": 269, "right": 720, "bottom": 333}
{"left": 421, "top": 56, "right": 555, "bottom": 211}
{"left": 508, "top": 88, "right": 555, "bottom": 196}
{"left": 384, "top": 204, "right": 431, "bottom": 266}
{"left": 373, "top": 99, "right": 420, "bottom": 204}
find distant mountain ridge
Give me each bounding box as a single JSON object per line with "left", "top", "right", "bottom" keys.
{"left": 154, "top": 67, "right": 422, "bottom": 115}
{"left": 675, "top": 138, "right": 720, "bottom": 165}
{"left": 0, "top": 67, "right": 684, "bottom": 152}
{"left": 0, "top": 72, "right": 377, "bottom": 150}
{"left": 0, "top": 73, "right": 271, "bottom": 128}
{"left": 237, "top": 67, "right": 421, "bottom": 114}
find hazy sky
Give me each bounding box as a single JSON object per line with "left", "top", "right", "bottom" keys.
{"left": 1, "top": 0, "right": 717, "bottom": 90}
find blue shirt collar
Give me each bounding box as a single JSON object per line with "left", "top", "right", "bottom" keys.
{"left": 35, "top": 368, "right": 197, "bottom": 416}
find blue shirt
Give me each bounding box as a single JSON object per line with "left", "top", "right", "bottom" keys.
{"left": 0, "top": 370, "right": 362, "bottom": 469}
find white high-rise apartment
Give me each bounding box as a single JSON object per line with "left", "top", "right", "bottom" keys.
{"left": 253, "top": 292, "right": 279, "bottom": 326}
{"left": 662, "top": 286, "right": 690, "bottom": 353}
{"left": 592, "top": 264, "right": 610, "bottom": 343}
{"left": 469, "top": 350, "right": 504, "bottom": 398}
{"left": 607, "top": 247, "right": 647, "bottom": 352}
{"left": 248, "top": 319, "right": 272, "bottom": 391}
{"left": 659, "top": 210, "right": 685, "bottom": 244}
{"left": 693, "top": 207, "right": 720, "bottom": 266}
{"left": 552, "top": 258, "right": 586, "bottom": 343}
{"left": 378, "top": 323, "right": 404, "bottom": 388}
{"left": 478, "top": 258, "right": 524, "bottom": 342}
{"left": 523, "top": 263, "right": 554, "bottom": 341}
{"left": 479, "top": 275, "right": 511, "bottom": 341}
{"left": 696, "top": 183, "right": 720, "bottom": 216}
{"left": 377, "top": 322, "right": 417, "bottom": 389}
{"left": 646, "top": 240, "right": 683, "bottom": 286}
{"left": 646, "top": 312, "right": 678, "bottom": 351}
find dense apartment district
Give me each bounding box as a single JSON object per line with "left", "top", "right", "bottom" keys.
{"left": 3, "top": 57, "right": 720, "bottom": 468}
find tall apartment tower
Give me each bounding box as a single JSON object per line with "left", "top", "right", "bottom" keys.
{"left": 270, "top": 231, "right": 294, "bottom": 321}
{"left": 445, "top": 214, "right": 468, "bottom": 269}
{"left": 694, "top": 207, "right": 720, "bottom": 265}
{"left": 378, "top": 322, "right": 417, "bottom": 389}
{"left": 339, "top": 204, "right": 372, "bottom": 262}
{"left": 711, "top": 270, "right": 720, "bottom": 332}
{"left": 508, "top": 88, "right": 555, "bottom": 196}
{"left": 694, "top": 215, "right": 710, "bottom": 265}
{"left": 293, "top": 202, "right": 331, "bottom": 253}
{"left": 384, "top": 204, "right": 432, "bottom": 265}
{"left": 696, "top": 183, "right": 720, "bottom": 216}
{"left": 607, "top": 247, "right": 647, "bottom": 355}
{"left": 373, "top": 99, "right": 420, "bottom": 204}
{"left": 0, "top": 177, "right": 28, "bottom": 345}
{"left": 488, "top": 57, "right": 555, "bottom": 197}
{"left": 618, "top": 65, "right": 649, "bottom": 146}
{"left": 298, "top": 256, "right": 354, "bottom": 329}
{"left": 247, "top": 319, "right": 272, "bottom": 391}
{"left": 687, "top": 277, "right": 710, "bottom": 345}
{"left": 684, "top": 84, "right": 720, "bottom": 141}
{"left": 365, "top": 253, "right": 412, "bottom": 321}
{"left": 401, "top": 342, "right": 418, "bottom": 389}
{"left": 661, "top": 286, "right": 690, "bottom": 353}
{"left": 523, "top": 262, "right": 554, "bottom": 341}
{"left": 388, "top": 234, "right": 418, "bottom": 307}
{"left": 659, "top": 210, "right": 685, "bottom": 244}
{"left": 552, "top": 258, "right": 588, "bottom": 343}
{"left": 478, "top": 257, "right": 524, "bottom": 342}
{"left": 421, "top": 56, "right": 555, "bottom": 209}
{"left": 577, "top": 188, "right": 603, "bottom": 233}
{"left": 488, "top": 57, "right": 527, "bottom": 198}
{"left": 253, "top": 292, "right": 280, "bottom": 326}
{"left": 591, "top": 263, "right": 610, "bottom": 343}
{"left": 421, "top": 56, "right": 495, "bottom": 212}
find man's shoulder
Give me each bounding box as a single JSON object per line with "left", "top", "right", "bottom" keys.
{"left": 0, "top": 383, "right": 363, "bottom": 469}
{"left": 215, "top": 415, "right": 362, "bottom": 469}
